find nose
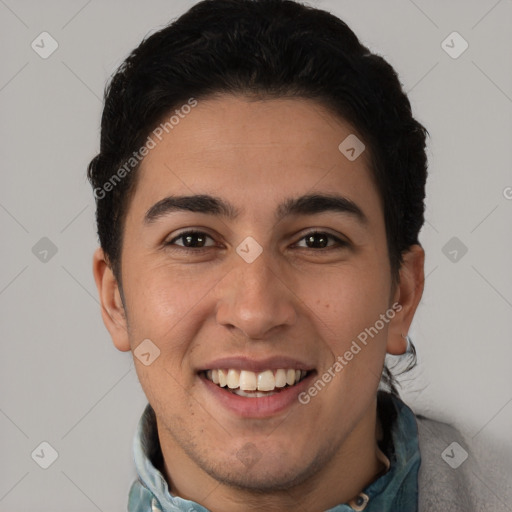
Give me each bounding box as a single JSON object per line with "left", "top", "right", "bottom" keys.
{"left": 215, "top": 251, "right": 297, "bottom": 340}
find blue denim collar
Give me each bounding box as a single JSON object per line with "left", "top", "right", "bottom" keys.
{"left": 325, "top": 392, "right": 421, "bottom": 511}
{"left": 128, "top": 392, "right": 420, "bottom": 512}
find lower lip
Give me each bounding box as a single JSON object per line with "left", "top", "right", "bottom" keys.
{"left": 199, "top": 372, "right": 316, "bottom": 418}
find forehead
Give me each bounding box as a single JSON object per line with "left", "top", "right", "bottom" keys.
{"left": 129, "top": 95, "right": 381, "bottom": 223}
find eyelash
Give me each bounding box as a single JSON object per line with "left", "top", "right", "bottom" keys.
{"left": 165, "top": 229, "right": 348, "bottom": 253}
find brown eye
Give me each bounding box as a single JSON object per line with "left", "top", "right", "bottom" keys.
{"left": 167, "top": 231, "right": 216, "bottom": 249}
{"left": 296, "top": 231, "right": 347, "bottom": 250}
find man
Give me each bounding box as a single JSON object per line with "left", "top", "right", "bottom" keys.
{"left": 88, "top": 1, "right": 503, "bottom": 510}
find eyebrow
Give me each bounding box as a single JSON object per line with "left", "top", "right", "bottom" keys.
{"left": 144, "top": 193, "right": 368, "bottom": 225}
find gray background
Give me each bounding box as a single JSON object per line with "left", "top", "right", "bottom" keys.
{"left": 1, "top": 0, "right": 511, "bottom": 510}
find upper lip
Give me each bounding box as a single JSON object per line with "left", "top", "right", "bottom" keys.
{"left": 197, "top": 356, "right": 316, "bottom": 373}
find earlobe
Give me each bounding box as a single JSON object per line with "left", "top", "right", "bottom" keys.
{"left": 386, "top": 331, "right": 408, "bottom": 356}
{"left": 386, "top": 245, "right": 425, "bottom": 355}
{"left": 92, "top": 248, "right": 131, "bottom": 352}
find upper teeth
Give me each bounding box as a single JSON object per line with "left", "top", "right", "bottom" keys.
{"left": 205, "top": 369, "right": 307, "bottom": 392}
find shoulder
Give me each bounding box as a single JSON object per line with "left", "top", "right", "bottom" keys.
{"left": 415, "top": 414, "right": 511, "bottom": 512}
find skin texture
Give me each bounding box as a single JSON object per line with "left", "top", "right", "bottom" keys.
{"left": 93, "top": 95, "right": 424, "bottom": 512}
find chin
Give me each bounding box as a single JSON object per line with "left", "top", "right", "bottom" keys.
{"left": 209, "top": 464, "right": 310, "bottom": 493}
{"left": 200, "top": 444, "right": 328, "bottom": 493}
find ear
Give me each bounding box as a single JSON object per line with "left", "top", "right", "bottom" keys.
{"left": 387, "top": 244, "right": 425, "bottom": 355}
{"left": 92, "top": 247, "right": 131, "bottom": 352}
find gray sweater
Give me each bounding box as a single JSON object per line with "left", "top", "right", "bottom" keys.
{"left": 417, "top": 415, "right": 511, "bottom": 511}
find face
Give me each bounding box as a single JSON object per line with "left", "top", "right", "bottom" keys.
{"left": 94, "top": 95, "right": 423, "bottom": 498}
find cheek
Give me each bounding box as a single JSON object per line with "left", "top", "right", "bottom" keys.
{"left": 302, "top": 264, "right": 392, "bottom": 379}
{"left": 305, "top": 263, "right": 391, "bottom": 330}
{"left": 123, "top": 262, "right": 218, "bottom": 339}
{"left": 124, "top": 264, "right": 216, "bottom": 409}
{"left": 122, "top": 262, "right": 225, "bottom": 396}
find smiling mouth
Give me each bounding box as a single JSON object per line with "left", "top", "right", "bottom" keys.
{"left": 202, "top": 368, "right": 312, "bottom": 397}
